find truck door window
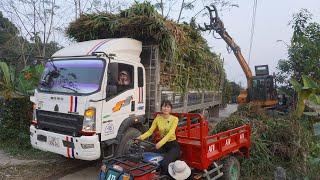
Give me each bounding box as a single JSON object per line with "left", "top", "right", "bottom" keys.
{"left": 138, "top": 67, "right": 143, "bottom": 87}
{"left": 106, "top": 63, "right": 134, "bottom": 99}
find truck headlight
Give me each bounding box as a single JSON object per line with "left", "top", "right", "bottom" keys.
{"left": 81, "top": 107, "right": 96, "bottom": 135}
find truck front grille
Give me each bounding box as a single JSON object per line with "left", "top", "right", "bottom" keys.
{"left": 36, "top": 110, "right": 84, "bottom": 136}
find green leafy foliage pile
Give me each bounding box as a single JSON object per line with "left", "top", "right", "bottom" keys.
{"left": 66, "top": 2, "right": 225, "bottom": 92}
{"left": 212, "top": 103, "right": 320, "bottom": 178}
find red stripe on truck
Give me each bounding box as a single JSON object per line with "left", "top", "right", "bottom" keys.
{"left": 66, "top": 136, "right": 70, "bottom": 158}
{"left": 70, "top": 96, "right": 73, "bottom": 112}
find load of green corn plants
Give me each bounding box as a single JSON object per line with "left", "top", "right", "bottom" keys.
{"left": 66, "top": 2, "right": 225, "bottom": 92}
{"left": 212, "top": 104, "right": 320, "bottom": 178}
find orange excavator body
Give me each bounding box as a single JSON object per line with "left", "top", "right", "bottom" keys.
{"left": 237, "top": 90, "right": 248, "bottom": 104}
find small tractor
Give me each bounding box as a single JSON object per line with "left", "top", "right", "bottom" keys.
{"left": 99, "top": 113, "right": 251, "bottom": 180}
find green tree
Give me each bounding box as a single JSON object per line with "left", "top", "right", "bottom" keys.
{"left": 0, "top": 10, "right": 61, "bottom": 71}
{"left": 277, "top": 9, "right": 320, "bottom": 86}
{"left": 0, "top": 11, "right": 20, "bottom": 65}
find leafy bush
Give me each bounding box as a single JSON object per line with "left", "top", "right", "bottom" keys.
{"left": 0, "top": 97, "right": 32, "bottom": 149}
{"left": 213, "top": 104, "right": 319, "bottom": 178}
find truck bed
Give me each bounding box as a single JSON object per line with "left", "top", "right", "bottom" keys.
{"left": 141, "top": 46, "right": 222, "bottom": 119}
{"left": 174, "top": 113, "right": 251, "bottom": 170}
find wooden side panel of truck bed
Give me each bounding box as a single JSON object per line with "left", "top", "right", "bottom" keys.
{"left": 141, "top": 45, "right": 222, "bottom": 120}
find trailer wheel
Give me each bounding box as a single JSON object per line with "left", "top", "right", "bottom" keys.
{"left": 116, "top": 127, "right": 141, "bottom": 156}
{"left": 221, "top": 156, "right": 240, "bottom": 180}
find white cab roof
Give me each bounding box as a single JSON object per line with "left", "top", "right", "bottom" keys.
{"left": 52, "top": 38, "right": 142, "bottom": 62}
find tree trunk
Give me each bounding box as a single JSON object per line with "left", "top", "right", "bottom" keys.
{"left": 177, "top": 0, "right": 185, "bottom": 23}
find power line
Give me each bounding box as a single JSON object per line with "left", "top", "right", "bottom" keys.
{"left": 248, "top": 0, "right": 258, "bottom": 66}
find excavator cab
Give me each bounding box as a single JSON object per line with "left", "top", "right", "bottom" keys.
{"left": 250, "top": 65, "right": 278, "bottom": 107}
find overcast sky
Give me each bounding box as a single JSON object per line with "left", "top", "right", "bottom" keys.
{"left": 3, "top": 0, "right": 319, "bottom": 88}
{"left": 192, "top": 0, "right": 320, "bottom": 87}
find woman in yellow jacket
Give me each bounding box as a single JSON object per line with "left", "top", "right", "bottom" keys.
{"left": 137, "top": 100, "right": 180, "bottom": 175}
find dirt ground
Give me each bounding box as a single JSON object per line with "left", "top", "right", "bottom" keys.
{"left": 0, "top": 150, "right": 97, "bottom": 180}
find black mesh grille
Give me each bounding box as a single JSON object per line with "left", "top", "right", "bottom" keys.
{"left": 36, "top": 110, "right": 84, "bottom": 136}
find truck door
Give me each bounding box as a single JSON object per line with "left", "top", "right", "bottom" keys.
{"left": 101, "top": 62, "right": 136, "bottom": 141}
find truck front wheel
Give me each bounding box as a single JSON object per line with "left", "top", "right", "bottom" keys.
{"left": 116, "top": 127, "right": 141, "bottom": 156}
{"left": 221, "top": 156, "right": 240, "bottom": 180}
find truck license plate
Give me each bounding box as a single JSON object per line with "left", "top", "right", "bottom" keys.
{"left": 48, "top": 136, "right": 60, "bottom": 148}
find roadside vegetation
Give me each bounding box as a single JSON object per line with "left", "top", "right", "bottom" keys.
{"left": 213, "top": 9, "right": 320, "bottom": 179}
{"left": 213, "top": 103, "right": 320, "bottom": 179}
{"left": 0, "top": 10, "right": 55, "bottom": 158}
{"left": 0, "top": 68, "right": 55, "bottom": 159}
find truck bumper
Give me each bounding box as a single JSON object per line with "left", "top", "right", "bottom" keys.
{"left": 30, "top": 125, "right": 101, "bottom": 160}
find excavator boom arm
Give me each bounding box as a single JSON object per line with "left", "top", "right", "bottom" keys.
{"left": 219, "top": 31, "right": 253, "bottom": 82}
{"left": 200, "top": 5, "right": 253, "bottom": 88}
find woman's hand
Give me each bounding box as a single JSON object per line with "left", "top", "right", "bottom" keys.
{"left": 134, "top": 136, "right": 141, "bottom": 143}
{"left": 101, "top": 164, "right": 107, "bottom": 172}
{"left": 155, "top": 142, "right": 161, "bottom": 149}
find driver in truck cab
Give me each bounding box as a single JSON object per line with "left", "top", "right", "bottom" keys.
{"left": 137, "top": 100, "right": 181, "bottom": 176}
{"left": 118, "top": 70, "right": 131, "bottom": 86}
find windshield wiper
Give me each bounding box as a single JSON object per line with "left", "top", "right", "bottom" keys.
{"left": 40, "top": 70, "right": 60, "bottom": 88}
{"left": 61, "top": 85, "right": 79, "bottom": 93}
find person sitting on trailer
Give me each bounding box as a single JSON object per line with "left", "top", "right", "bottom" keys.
{"left": 137, "top": 100, "right": 181, "bottom": 177}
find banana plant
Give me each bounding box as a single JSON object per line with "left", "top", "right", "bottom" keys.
{"left": 290, "top": 75, "right": 320, "bottom": 118}
{"left": 0, "top": 61, "right": 44, "bottom": 99}
{"left": 0, "top": 61, "right": 22, "bottom": 99}
{"left": 17, "top": 64, "right": 44, "bottom": 95}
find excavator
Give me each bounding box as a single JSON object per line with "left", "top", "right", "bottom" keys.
{"left": 200, "top": 5, "right": 278, "bottom": 107}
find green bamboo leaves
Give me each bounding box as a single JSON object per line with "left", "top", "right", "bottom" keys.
{"left": 66, "top": 2, "right": 225, "bottom": 92}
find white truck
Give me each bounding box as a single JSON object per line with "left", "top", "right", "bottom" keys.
{"left": 30, "top": 38, "right": 221, "bottom": 160}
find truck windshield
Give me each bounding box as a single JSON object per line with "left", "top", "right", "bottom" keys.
{"left": 38, "top": 59, "right": 105, "bottom": 95}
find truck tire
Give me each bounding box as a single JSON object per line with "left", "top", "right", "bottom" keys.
{"left": 221, "top": 156, "right": 240, "bottom": 180}
{"left": 116, "top": 127, "right": 141, "bottom": 156}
